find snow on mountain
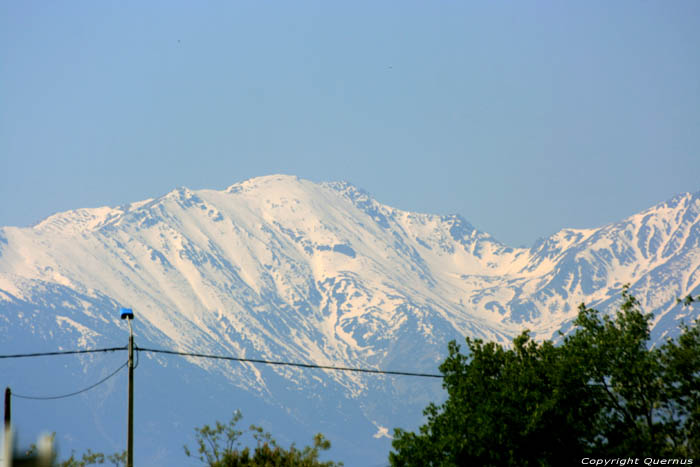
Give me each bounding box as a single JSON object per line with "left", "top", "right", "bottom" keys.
{"left": 1, "top": 175, "right": 699, "bottom": 465}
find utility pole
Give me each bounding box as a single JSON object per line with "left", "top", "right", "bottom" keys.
{"left": 121, "top": 308, "right": 135, "bottom": 467}
{"left": 3, "top": 387, "right": 10, "bottom": 467}
{"left": 3, "top": 387, "right": 9, "bottom": 432}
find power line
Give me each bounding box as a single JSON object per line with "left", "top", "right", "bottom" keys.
{"left": 0, "top": 345, "right": 443, "bottom": 378}
{"left": 137, "top": 346, "right": 444, "bottom": 378}
{"left": 0, "top": 347, "right": 126, "bottom": 359}
{"left": 11, "top": 361, "right": 128, "bottom": 400}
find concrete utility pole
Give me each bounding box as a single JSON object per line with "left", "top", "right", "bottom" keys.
{"left": 121, "top": 308, "right": 135, "bottom": 467}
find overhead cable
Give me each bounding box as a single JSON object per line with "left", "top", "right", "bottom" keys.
{"left": 1, "top": 345, "right": 443, "bottom": 378}
{"left": 137, "top": 346, "right": 444, "bottom": 378}
{"left": 0, "top": 346, "right": 126, "bottom": 359}
{"left": 11, "top": 360, "right": 128, "bottom": 400}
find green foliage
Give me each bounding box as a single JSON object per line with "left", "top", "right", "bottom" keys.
{"left": 184, "top": 410, "right": 343, "bottom": 466}
{"left": 22, "top": 434, "right": 125, "bottom": 467}
{"left": 390, "top": 286, "right": 700, "bottom": 466}
{"left": 57, "top": 449, "right": 126, "bottom": 467}
{"left": 677, "top": 294, "right": 699, "bottom": 306}
{"left": 184, "top": 410, "right": 245, "bottom": 465}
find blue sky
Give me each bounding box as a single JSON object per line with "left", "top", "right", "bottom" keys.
{"left": 2, "top": 1, "right": 699, "bottom": 246}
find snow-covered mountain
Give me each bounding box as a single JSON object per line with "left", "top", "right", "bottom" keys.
{"left": 2, "top": 175, "right": 699, "bottom": 465}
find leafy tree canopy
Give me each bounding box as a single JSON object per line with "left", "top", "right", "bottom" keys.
{"left": 57, "top": 449, "right": 126, "bottom": 467}
{"left": 25, "top": 413, "right": 340, "bottom": 466}
{"left": 20, "top": 435, "right": 125, "bottom": 467}
{"left": 390, "top": 286, "right": 700, "bottom": 466}
{"left": 184, "top": 410, "right": 343, "bottom": 467}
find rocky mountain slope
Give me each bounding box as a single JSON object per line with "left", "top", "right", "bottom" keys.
{"left": 1, "top": 175, "right": 698, "bottom": 465}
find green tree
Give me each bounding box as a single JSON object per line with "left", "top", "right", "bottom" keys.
{"left": 184, "top": 410, "right": 343, "bottom": 466}
{"left": 22, "top": 434, "right": 125, "bottom": 467}
{"left": 57, "top": 449, "right": 126, "bottom": 467}
{"left": 390, "top": 287, "right": 700, "bottom": 466}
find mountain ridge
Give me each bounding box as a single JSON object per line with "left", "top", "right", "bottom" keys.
{"left": 1, "top": 175, "right": 699, "bottom": 465}
{"left": 2, "top": 176, "right": 699, "bottom": 342}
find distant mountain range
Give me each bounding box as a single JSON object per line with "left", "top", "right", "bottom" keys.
{"left": 2, "top": 175, "right": 698, "bottom": 465}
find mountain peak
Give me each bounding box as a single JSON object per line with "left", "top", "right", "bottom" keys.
{"left": 2, "top": 178, "right": 699, "bottom": 466}
{"left": 225, "top": 174, "right": 303, "bottom": 194}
